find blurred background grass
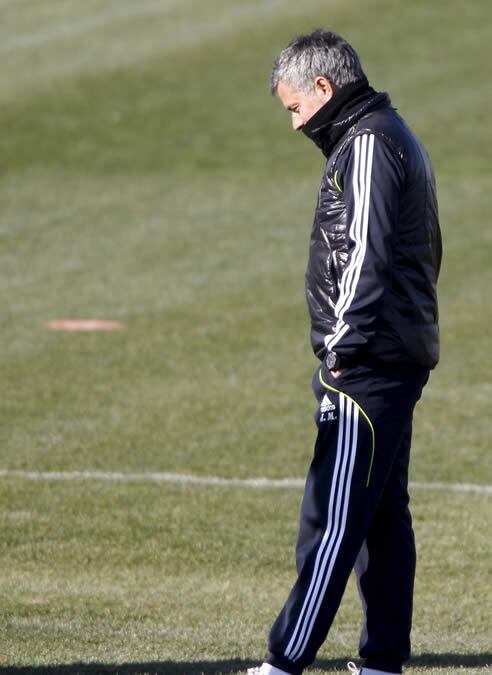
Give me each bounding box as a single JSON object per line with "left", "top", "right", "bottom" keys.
{"left": 0, "top": 0, "right": 491, "bottom": 672}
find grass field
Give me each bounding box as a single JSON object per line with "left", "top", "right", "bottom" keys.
{"left": 1, "top": 0, "right": 491, "bottom": 673}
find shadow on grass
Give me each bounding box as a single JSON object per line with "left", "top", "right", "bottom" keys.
{"left": 408, "top": 653, "right": 492, "bottom": 669}
{"left": 0, "top": 653, "right": 490, "bottom": 674}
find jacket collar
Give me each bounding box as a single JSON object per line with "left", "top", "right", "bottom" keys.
{"left": 302, "top": 78, "right": 391, "bottom": 157}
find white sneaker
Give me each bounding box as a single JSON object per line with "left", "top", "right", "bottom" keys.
{"left": 347, "top": 664, "right": 400, "bottom": 675}
{"left": 247, "top": 664, "right": 291, "bottom": 675}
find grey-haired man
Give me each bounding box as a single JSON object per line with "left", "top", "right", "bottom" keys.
{"left": 248, "top": 30, "right": 441, "bottom": 675}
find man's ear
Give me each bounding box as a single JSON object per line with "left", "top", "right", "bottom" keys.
{"left": 314, "top": 76, "right": 334, "bottom": 103}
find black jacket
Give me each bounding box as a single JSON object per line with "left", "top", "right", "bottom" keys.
{"left": 303, "top": 79, "right": 442, "bottom": 369}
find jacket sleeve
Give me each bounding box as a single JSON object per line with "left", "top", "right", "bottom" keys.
{"left": 324, "top": 132, "right": 405, "bottom": 362}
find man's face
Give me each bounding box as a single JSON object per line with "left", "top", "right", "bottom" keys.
{"left": 276, "top": 78, "right": 334, "bottom": 131}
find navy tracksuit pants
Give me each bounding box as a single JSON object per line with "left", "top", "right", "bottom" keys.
{"left": 267, "top": 360, "right": 429, "bottom": 675}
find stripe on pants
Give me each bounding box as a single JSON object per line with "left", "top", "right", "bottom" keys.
{"left": 284, "top": 395, "right": 360, "bottom": 661}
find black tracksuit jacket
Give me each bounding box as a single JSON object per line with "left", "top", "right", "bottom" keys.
{"left": 303, "top": 79, "right": 442, "bottom": 370}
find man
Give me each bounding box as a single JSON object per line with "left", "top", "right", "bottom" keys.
{"left": 248, "top": 30, "right": 442, "bottom": 675}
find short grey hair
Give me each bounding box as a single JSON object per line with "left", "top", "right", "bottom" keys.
{"left": 271, "top": 29, "right": 366, "bottom": 95}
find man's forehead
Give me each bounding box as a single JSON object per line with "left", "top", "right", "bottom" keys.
{"left": 277, "top": 80, "right": 303, "bottom": 106}
{"left": 277, "top": 80, "right": 299, "bottom": 97}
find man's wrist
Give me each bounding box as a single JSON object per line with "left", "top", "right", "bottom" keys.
{"left": 326, "top": 351, "right": 342, "bottom": 370}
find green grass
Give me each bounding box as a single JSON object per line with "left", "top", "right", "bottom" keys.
{"left": 0, "top": 0, "right": 491, "bottom": 673}
{"left": 0, "top": 480, "right": 490, "bottom": 673}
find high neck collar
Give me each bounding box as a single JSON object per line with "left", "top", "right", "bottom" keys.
{"left": 302, "top": 78, "right": 391, "bottom": 157}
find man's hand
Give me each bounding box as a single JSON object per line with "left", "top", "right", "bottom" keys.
{"left": 330, "top": 369, "right": 343, "bottom": 378}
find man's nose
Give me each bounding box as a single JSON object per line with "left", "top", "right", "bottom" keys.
{"left": 291, "top": 113, "right": 304, "bottom": 131}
